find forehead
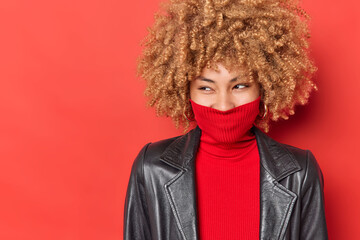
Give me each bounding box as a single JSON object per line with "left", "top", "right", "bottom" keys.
{"left": 195, "top": 65, "right": 250, "bottom": 82}
{"left": 202, "top": 62, "right": 246, "bottom": 74}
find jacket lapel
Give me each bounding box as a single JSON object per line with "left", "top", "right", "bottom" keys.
{"left": 160, "top": 125, "right": 302, "bottom": 240}
{"left": 253, "top": 127, "right": 302, "bottom": 239}
{"left": 159, "top": 126, "right": 202, "bottom": 240}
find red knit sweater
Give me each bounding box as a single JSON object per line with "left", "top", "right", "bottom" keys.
{"left": 191, "top": 100, "right": 260, "bottom": 239}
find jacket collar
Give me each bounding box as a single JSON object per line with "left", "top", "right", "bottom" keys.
{"left": 159, "top": 125, "right": 302, "bottom": 240}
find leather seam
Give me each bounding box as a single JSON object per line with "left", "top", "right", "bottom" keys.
{"left": 273, "top": 181, "right": 298, "bottom": 240}
{"left": 164, "top": 171, "right": 188, "bottom": 240}
{"left": 301, "top": 150, "right": 310, "bottom": 198}
{"left": 141, "top": 142, "right": 153, "bottom": 239}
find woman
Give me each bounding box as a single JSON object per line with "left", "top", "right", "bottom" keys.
{"left": 124, "top": 0, "right": 328, "bottom": 239}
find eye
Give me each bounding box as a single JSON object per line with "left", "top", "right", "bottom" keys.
{"left": 198, "top": 86, "right": 212, "bottom": 91}
{"left": 198, "top": 84, "right": 249, "bottom": 92}
{"left": 234, "top": 84, "right": 249, "bottom": 89}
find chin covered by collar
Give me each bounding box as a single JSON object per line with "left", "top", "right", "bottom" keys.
{"left": 189, "top": 96, "right": 261, "bottom": 144}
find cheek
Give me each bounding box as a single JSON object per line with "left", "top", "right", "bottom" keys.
{"left": 189, "top": 82, "right": 200, "bottom": 99}
{"left": 250, "top": 83, "right": 260, "bottom": 97}
{"left": 189, "top": 84, "right": 195, "bottom": 99}
{"left": 234, "top": 87, "right": 260, "bottom": 105}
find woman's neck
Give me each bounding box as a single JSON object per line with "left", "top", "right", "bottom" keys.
{"left": 198, "top": 126, "right": 256, "bottom": 160}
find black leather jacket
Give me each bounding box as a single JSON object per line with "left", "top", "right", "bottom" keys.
{"left": 124, "top": 125, "right": 328, "bottom": 239}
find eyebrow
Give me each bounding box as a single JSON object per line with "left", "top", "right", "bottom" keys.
{"left": 197, "top": 75, "right": 242, "bottom": 83}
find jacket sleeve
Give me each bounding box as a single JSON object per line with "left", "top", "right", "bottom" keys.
{"left": 124, "top": 142, "right": 152, "bottom": 240}
{"left": 300, "top": 150, "right": 329, "bottom": 239}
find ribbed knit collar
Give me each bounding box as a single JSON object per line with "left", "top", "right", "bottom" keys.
{"left": 189, "top": 96, "right": 261, "bottom": 160}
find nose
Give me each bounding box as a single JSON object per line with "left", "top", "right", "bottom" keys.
{"left": 213, "top": 94, "right": 236, "bottom": 111}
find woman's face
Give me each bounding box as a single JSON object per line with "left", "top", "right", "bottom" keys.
{"left": 189, "top": 63, "right": 260, "bottom": 111}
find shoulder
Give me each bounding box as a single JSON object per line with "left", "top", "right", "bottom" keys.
{"left": 141, "top": 134, "right": 183, "bottom": 159}
{"left": 253, "top": 126, "right": 322, "bottom": 176}
{"left": 132, "top": 134, "right": 184, "bottom": 167}
{"left": 282, "top": 142, "right": 323, "bottom": 175}
{"left": 129, "top": 135, "right": 182, "bottom": 179}
{"left": 279, "top": 142, "right": 325, "bottom": 191}
{"left": 255, "top": 126, "right": 324, "bottom": 180}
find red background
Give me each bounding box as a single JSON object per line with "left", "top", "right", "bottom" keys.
{"left": 0, "top": 0, "right": 359, "bottom": 239}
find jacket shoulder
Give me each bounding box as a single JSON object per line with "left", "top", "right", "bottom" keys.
{"left": 280, "top": 143, "right": 323, "bottom": 176}
{"left": 278, "top": 142, "right": 324, "bottom": 191}
{"left": 280, "top": 143, "right": 308, "bottom": 169}
{"left": 135, "top": 134, "right": 184, "bottom": 169}
{"left": 254, "top": 127, "right": 318, "bottom": 174}
{"left": 146, "top": 134, "right": 182, "bottom": 158}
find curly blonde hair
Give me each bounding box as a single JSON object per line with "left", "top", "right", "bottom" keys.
{"left": 136, "top": 0, "right": 318, "bottom": 133}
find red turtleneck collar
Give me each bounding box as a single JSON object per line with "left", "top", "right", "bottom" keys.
{"left": 189, "top": 96, "right": 261, "bottom": 161}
